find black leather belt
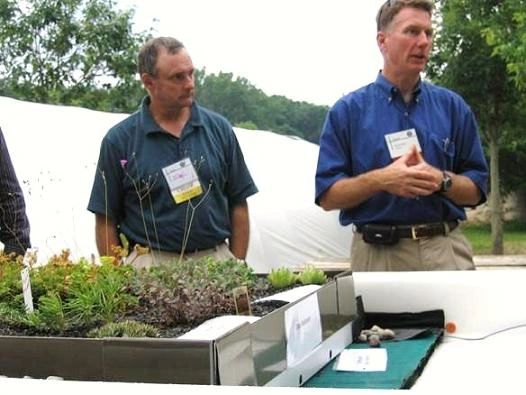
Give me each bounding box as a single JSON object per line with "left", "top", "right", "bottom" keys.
{"left": 126, "top": 237, "right": 224, "bottom": 253}
{"left": 356, "top": 221, "right": 458, "bottom": 240}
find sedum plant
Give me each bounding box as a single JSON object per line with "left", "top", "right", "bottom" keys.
{"left": 267, "top": 267, "right": 298, "bottom": 289}
{"left": 87, "top": 320, "right": 159, "bottom": 338}
{"left": 130, "top": 256, "right": 257, "bottom": 327}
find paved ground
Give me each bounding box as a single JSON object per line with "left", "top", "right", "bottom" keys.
{"left": 473, "top": 254, "right": 526, "bottom": 269}
{"left": 308, "top": 255, "right": 526, "bottom": 272}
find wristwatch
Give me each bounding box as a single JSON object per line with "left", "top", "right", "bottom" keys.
{"left": 440, "top": 171, "right": 453, "bottom": 193}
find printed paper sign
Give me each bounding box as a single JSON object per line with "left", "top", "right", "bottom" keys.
{"left": 284, "top": 293, "right": 322, "bottom": 367}
{"left": 385, "top": 128, "right": 422, "bottom": 159}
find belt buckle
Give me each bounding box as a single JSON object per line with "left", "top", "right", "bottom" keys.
{"left": 411, "top": 224, "right": 428, "bottom": 240}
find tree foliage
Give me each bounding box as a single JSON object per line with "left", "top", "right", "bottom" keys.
{"left": 0, "top": 0, "right": 149, "bottom": 112}
{"left": 0, "top": 1, "right": 327, "bottom": 139}
{"left": 194, "top": 70, "right": 327, "bottom": 142}
{"left": 427, "top": 0, "right": 526, "bottom": 253}
{"left": 483, "top": 0, "right": 526, "bottom": 90}
{"left": 428, "top": 0, "right": 526, "bottom": 192}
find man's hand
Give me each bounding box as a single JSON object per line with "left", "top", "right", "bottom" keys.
{"left": 319, "top": 146, "right": 445, "bottom": 211}
{"left": 380, "top": 145, "right": 441, "bottom": 198}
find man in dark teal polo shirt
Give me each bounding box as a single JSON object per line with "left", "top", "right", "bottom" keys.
{"left": 88, "top": 37, "right": 258, "bottom": 268}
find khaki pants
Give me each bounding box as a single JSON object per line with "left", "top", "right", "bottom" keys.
{"left": 351, "top": 227, "right": 475, "bottom": 271}
{"left": 125, "top": 242, "right": 235, "bottom": 270}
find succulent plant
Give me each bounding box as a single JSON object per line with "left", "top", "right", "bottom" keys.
{"left": 87, "top": 320, "right": 159, "bottom": 338}
{"left": 267, "top": 267, "right": 297, "bottom": 289}
{"left": 297, "top": 265, "right": 327, "bottom": 285}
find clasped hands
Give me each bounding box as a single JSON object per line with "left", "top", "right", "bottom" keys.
{"left": 381, "top": 145, "right": 443, "bottom": 199}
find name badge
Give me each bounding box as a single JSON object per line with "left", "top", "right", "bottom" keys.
{"left": 162, "top": 158, "right": 203, "bottom": 204}
{"left": 384, "top": 128, "right": 422, "bottom": 159}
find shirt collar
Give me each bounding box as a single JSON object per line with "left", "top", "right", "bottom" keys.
{"left": 139, "top": 96, "right": 204, "bottom": 136}
{"left": 375, "top": 72, "right": 423, "bottom": 104}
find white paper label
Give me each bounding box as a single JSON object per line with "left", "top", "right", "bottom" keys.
{"left": 334, "top": 348, "right": 388, "bottom": 372}
{"left": 20, "top": 268, "right": 34, "bottom": 313}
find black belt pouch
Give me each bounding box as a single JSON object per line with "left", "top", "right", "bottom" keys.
{"left": 362, "top": 224, "right": 400, "bottom": 245}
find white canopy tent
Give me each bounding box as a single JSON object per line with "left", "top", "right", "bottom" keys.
{"left": 0, "top": 96, "right": 352, "bottom": 272}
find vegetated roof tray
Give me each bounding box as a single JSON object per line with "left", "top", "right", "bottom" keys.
{"left": 0, "top": 272, "right": 357, "bottom": 386}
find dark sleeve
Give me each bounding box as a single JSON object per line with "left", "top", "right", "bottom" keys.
{"left": 87, "top": 136, "right": 124, "bottom": 221}
{"left": 453, "top": 100, "right": 489, "bottom": 206}
{"left": 0, "top": 127, "right": 31, "bottom": 255}
{"left": 315, "top": 99, "right": 353, "bottom": 205}
{"left": 226, "top": 129, "right": 258, "bottom": 206}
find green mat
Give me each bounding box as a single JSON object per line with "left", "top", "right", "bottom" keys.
{"left": 303, "top": 329, "right": 442, "bottom": 389}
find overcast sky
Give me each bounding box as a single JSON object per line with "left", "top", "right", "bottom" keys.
{"left": 118, "top": 0, "right": 386, "bottom": 106}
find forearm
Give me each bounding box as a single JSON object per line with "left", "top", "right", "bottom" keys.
{"left": 228, "top": 201, "right": 250, "bottom": 259}
{"left": 442, "top": 172, "right": 482, "bottom": 206}
{"left": 319, "top": 170, "right": 384, "bottom": 211}
{"left": 95, "top": 214, "right": 120, "bottom": 257}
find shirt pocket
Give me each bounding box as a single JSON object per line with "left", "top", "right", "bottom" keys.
{"left": 426, "top": 133, "right": 455, "bottom": 171}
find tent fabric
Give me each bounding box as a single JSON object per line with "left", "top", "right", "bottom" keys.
{"left": 0, "top": 96, "right": 352, "bottom": 272}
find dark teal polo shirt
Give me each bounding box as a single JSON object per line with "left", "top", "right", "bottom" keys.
{"left": 88, "top": 97, "right": 258, "bottom": 252}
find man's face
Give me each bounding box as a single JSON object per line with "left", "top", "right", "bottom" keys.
{"left": 378, "top": 7, "right": 433, "bottom": 77}
{"left": 144, "top": 48, "right": 195, "bottom": 110}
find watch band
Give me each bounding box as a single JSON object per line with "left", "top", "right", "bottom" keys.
{"left": 440, "top": 171, "right": 452, "bottom": 193}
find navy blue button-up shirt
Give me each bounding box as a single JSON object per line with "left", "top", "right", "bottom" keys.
{"left": 315, "top": 73, "right": 488, "bottom": 227}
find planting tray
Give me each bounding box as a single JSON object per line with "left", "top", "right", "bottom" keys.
{"left": 0, "top": 272, "right": 358, "bottom": 386}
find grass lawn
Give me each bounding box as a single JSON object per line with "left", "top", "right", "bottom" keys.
{"left": 461, "top": 220, "right": 526, "bottom": 255}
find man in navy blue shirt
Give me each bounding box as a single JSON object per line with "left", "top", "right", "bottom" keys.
{"left": 0, "top": 127, "right": 30, "bottom": 256}
{"left": 315, "top": 0, "right": 488, "bottom": 271}
{"left": 88, "top": 37, "right": 258, "bottom": 268}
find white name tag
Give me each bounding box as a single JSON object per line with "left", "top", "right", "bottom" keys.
{"left": 385, "top": 128, "right": 422, "bottom": 159}
{"left": 162, "top": 158, "right": 203, "bottom": 204}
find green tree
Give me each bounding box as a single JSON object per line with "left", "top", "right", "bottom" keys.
{"left": 483, "top": 0, "right": 526, "bottom": 90}
{"left": 195, "top": 70, "right": 266, "bottom": 128}
{"left": 0, "top": 0, "right": 149, "bottom": 112}
{"left": 195, "top": 69, "right": 327, "bottom": 142}
{"left": 427, "top": 0, "right": 525, "bottom": 254}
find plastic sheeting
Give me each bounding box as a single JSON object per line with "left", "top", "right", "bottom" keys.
{"left": 0, "top": 95, "right": 352, "bottom": 272}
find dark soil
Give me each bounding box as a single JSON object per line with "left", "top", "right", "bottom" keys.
{"left": 149, "top": 286, "right": 291, "bottom": 338}
{"left": 155, "top": 300, "right": 288, "bottom": 338}
{"left": 0, "top": 281, "right": 293, "bottom": 339}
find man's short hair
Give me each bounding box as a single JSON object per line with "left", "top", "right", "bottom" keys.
{"left": 138, "top": 37, "right": 185, "bottom": 76}
{"left": 376, "top": 0, "right": 434, "bottom": 32}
